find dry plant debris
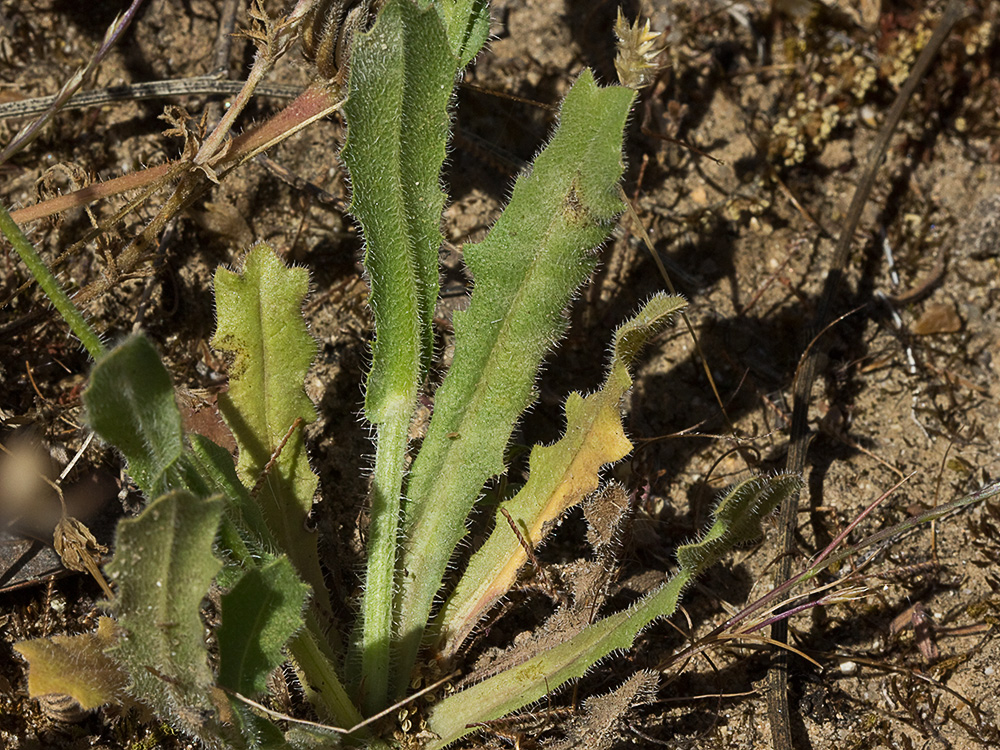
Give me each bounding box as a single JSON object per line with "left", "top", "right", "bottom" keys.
{"left": 1, "top": 1, "right": 999, "bottom": 748}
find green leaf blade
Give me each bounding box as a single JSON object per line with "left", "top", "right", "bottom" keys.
{"left": 424, "top": 574, "right": 687, "bottom": 750}
{"left": 340, "top": 0, "right": 460, "bottom": 712}
{"left": 218, "top": 556, "right": 309, "bottom": 696}
{"left": 213, "top": 245, "right": 317, "bottom": 461}
{"left": 437, "top": 0, "right": 490, "bottom": 66}
{"left": 395, "top": 70, "right": 636, "bottom": 693}
{"left": 83, "top": 334, "right": 184, "bottom": 497}
{"left": 343, "top": 0, "right": 456, "bottom": 408}
{"left": 106, "top": 490, "right": 224, "bottom": 735}
{"left": 675, "top": 474, "right": 803, "bottom": 576}
{"left": 212, "top": 243, "right": 327, "bottom": 614}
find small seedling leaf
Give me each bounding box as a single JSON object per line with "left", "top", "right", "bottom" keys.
{"left": 106, "top": 489, "right": 225, "bottom": 737}
{"left": 437, "top": 294, "right": 686, "bottom": 653}
{"left": 218, "top": 555, "right": 309, "bottom": 696}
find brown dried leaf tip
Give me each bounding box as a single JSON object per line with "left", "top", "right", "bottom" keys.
{"left": 614, "top": 8, "right": 663, "bottom": 90}
{"left": 53, "top": 516, "right": 114, "bottom": 600}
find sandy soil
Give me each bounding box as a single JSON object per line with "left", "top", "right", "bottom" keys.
{"left": 1, "top": 1, "right": 999, "bottom": 748}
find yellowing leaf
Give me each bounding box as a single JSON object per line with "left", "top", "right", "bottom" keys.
{"left": 437, "top": 294, "right": 686, "bottom": 655}
{"left": 14, "top": 616, "right": 126, "bottom": 710}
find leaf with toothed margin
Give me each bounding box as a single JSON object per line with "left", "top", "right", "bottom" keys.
{"left": 212, "top": 243, "right": 329, "bottom": 616}
{"left": 435, "top": 294, "right": 687, "bottom": 657}
{"left": 393, "top": 69, "right": 637, "bottom": 696}
{"left": 105, "top": 489, "right": 227, "bottom": 740}
{"left": 423, "top": 473, "right": 802, "bottom": 749}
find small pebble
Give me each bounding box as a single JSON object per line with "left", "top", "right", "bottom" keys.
{"left": 913, "top": 302, "right": 962, "bottom": 335}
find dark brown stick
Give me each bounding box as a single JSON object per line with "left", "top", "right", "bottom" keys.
{"left": 767, "top": 3, "right": 967, "bottom": 748}
{"left": 204, "top": 0, "right": 244, "bottom": 126}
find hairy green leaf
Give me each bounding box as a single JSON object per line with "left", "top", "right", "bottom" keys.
{"left": 84, "top": 334, "right": 185, "bottom": 497}
{"left": 395, "top": 69, "right": 636, "bottom": 693}
{"left": 218, "top": 555, "right": 309, "bottom": 697}
{"left": 340, "top": 0, "right": 459, "bottom": 710}
{"left": 212, "top": 243, "right": 327, "bottom": 614}
{"left": 437, "top": 294, "right": 687, "bottom": 655}
{"left": 106, "top": 490, "right": 225, "bottom": 737}
{"left": 424, "top": 473, "right": 802, "bottom": 748}
{"left": 344, "top": 0, "right": 454, "bottom": 408}
{"left": 437, "top": 0, "right": 490, "bottom": 66}
{"left": 675, "top": 475, "right": 795, "bottom": 576}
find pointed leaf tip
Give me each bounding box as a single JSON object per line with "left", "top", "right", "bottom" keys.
{"left": 676, "top": 473, "right": 803, "bottom": 576}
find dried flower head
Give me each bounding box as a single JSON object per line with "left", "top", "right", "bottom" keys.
{"left": 302, "top": 0, "right": 380, "bottom": 83}
{"left": 614, "top": 8, "right": 662, "bottom": 90}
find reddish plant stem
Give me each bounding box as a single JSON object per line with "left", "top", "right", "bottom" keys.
{"left": 10, "top": 164, "right": 175, "bottom": 225}
{"left": 9, "top": 83, "right": 339, "bottom": 226}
